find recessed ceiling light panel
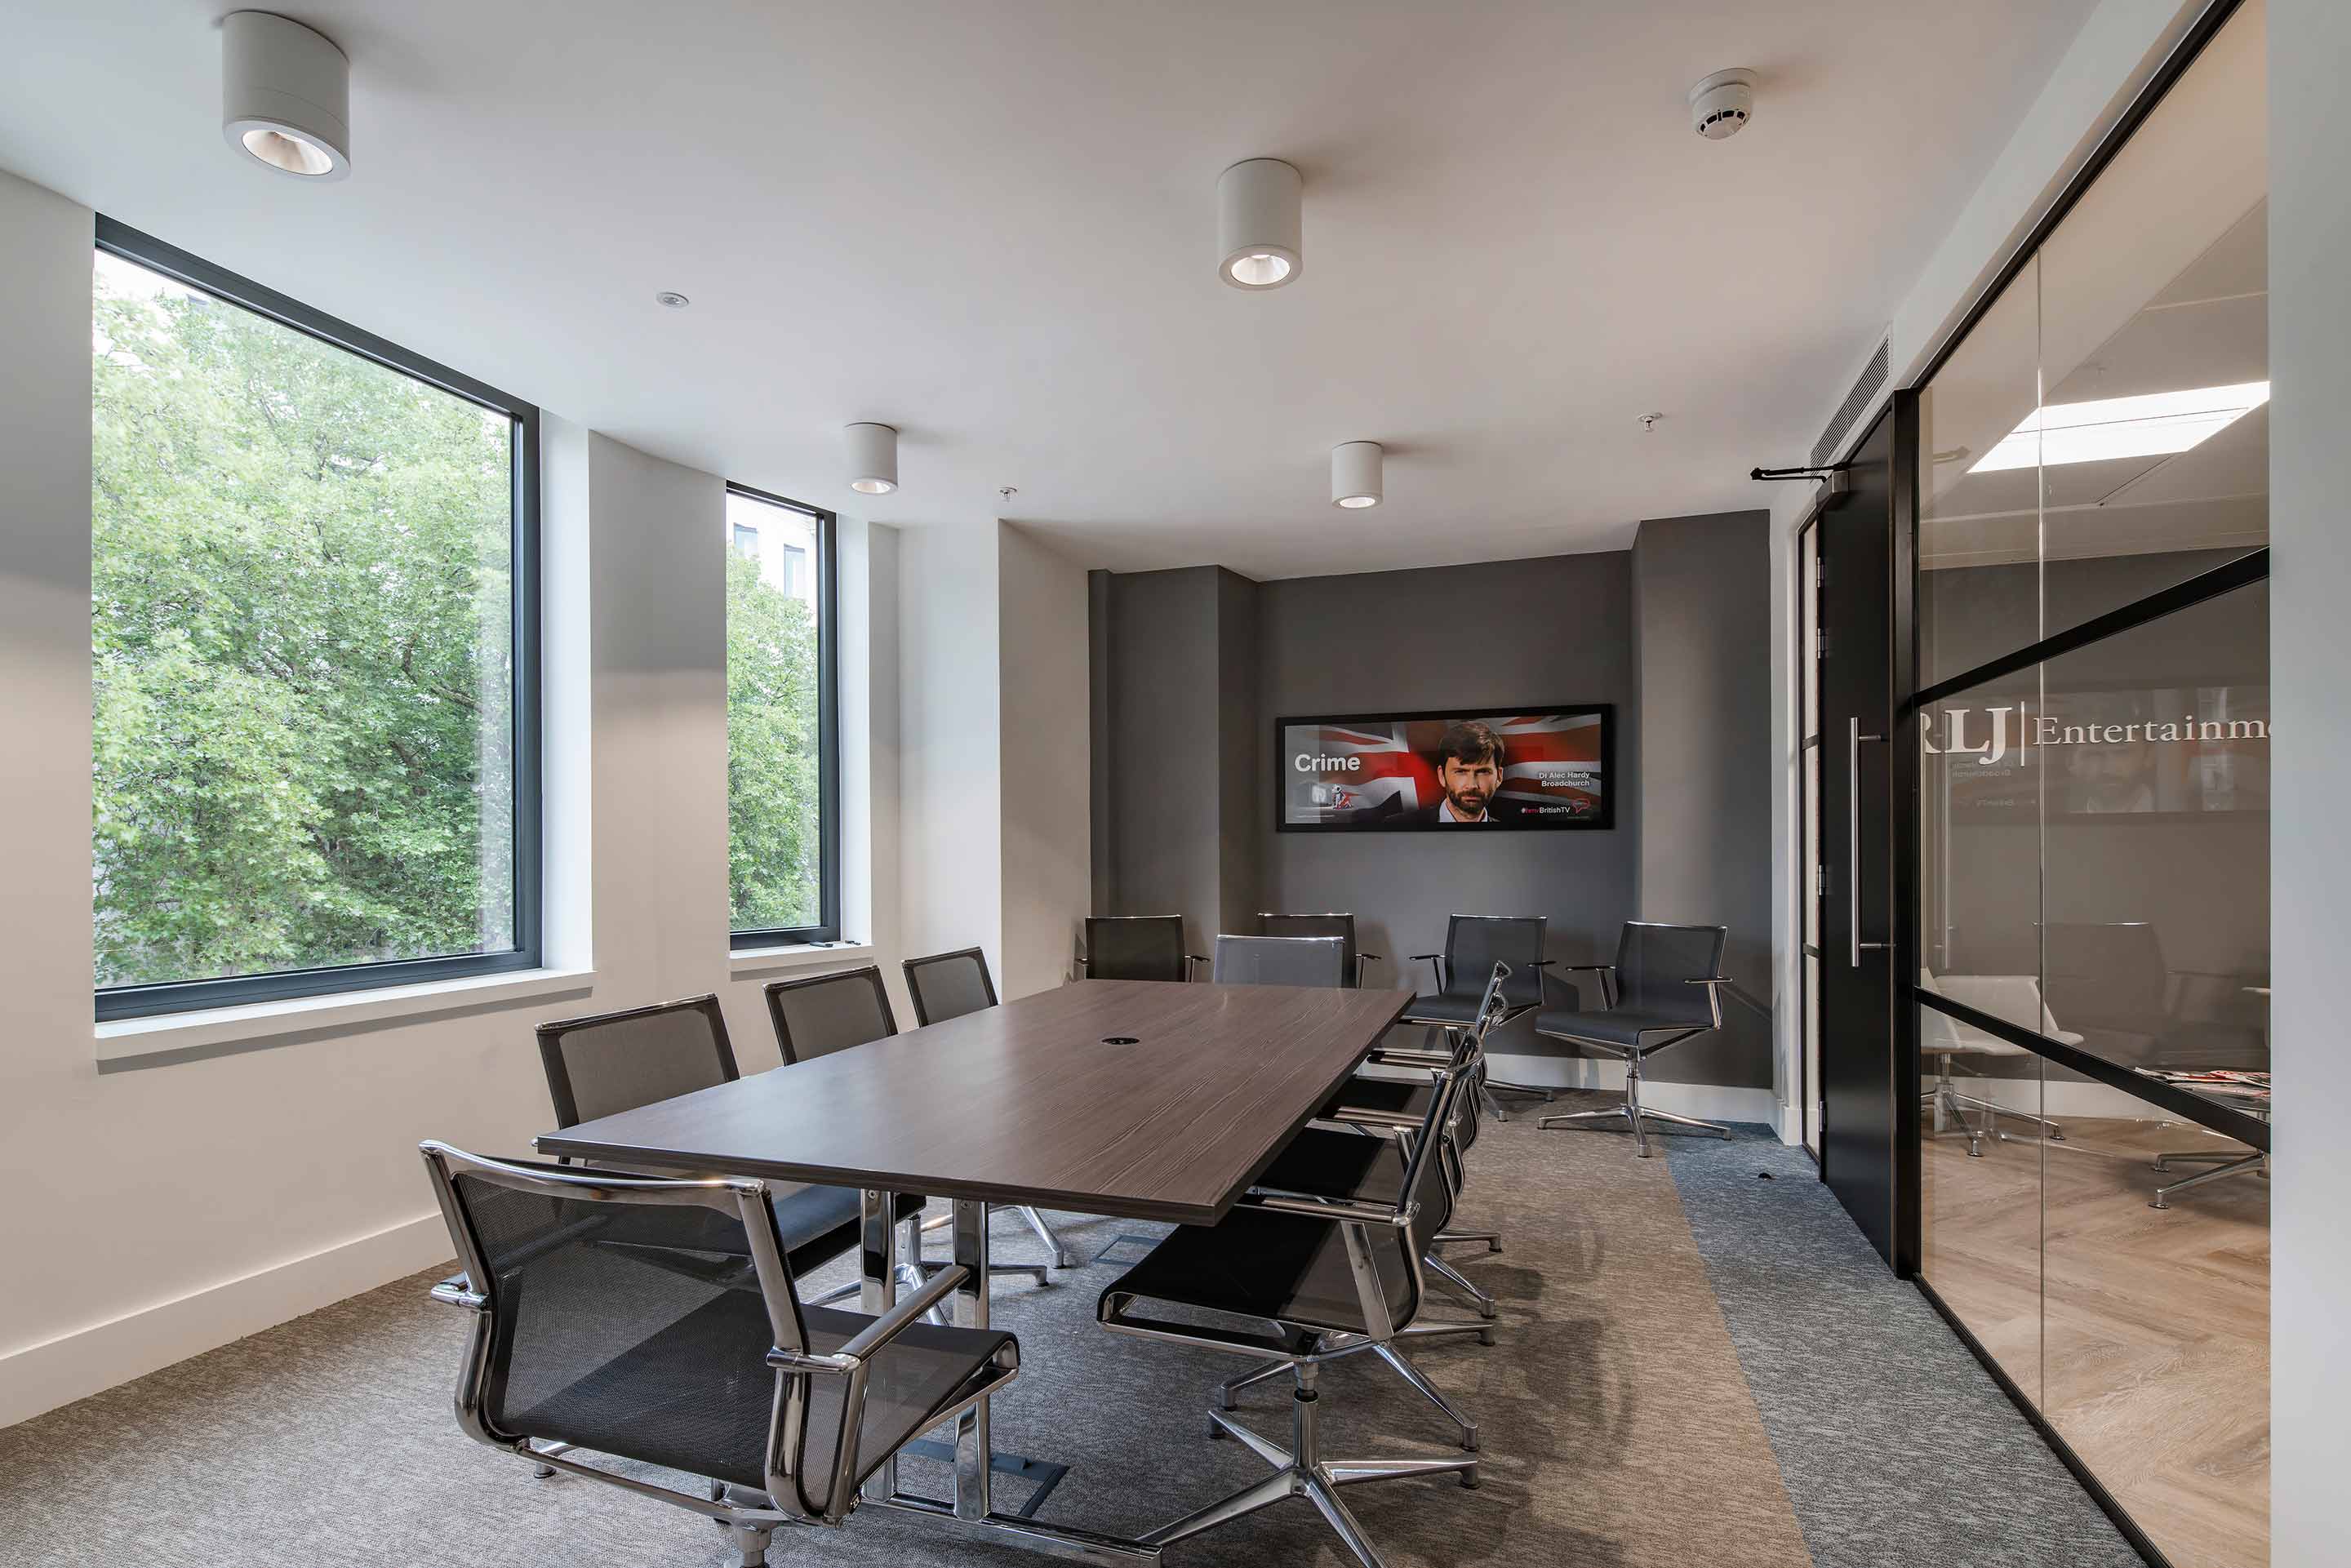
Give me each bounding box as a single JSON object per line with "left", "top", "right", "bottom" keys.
{"left": 1969, "top": 381, "right": 2270, "bottom": 473}
{"left": 221, "top": 11, "right": 351, "bottom": 180}
{"left": 1219, "top": 158, "right": 1302, "bottom": 290}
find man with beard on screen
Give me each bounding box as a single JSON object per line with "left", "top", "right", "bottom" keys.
{"left": 1413, "top": 719, "right": 1516, "bottom": 824}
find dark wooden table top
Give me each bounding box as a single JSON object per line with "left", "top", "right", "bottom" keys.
{"left": 536, "top": 979, "right": 1415, "bottom": 1224}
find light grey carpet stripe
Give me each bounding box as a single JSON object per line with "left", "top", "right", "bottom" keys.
{"left": 1655, "top": 1117, "right": 2140, "bottom": 1568}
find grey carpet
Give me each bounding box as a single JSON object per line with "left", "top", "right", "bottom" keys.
{"left": 1652, "top": 1113, "right": 2141, "bottom": 1568}
{"left": 0, "top": 1110, "right": 2129, "bottom": 1567}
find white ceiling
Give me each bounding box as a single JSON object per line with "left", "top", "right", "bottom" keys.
{"left": 0, "top": 0, "right": 2101, "bottom": 579}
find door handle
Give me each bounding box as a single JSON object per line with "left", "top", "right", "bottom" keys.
{"left": 1849, "top": 717, "right": 1888, "bottom": 968}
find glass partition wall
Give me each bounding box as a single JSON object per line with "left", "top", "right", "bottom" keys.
{"left": 1909, "top": 4, "right": 2269, "bottom": 1566}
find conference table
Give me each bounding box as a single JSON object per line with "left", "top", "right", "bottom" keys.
{"left": 536, "top": 977, "right": 1415, "bottom": 1564}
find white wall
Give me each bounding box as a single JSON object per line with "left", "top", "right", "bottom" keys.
{"left": 892, "top": 519, "right": 1093, "bottom": 1002}
{"left": 995, "top": 523, "right": 1091, "bottom": 998}
{"left": 0, "top": 167, "right": 923, "bottom": 1425}
{"left": 2266, "top": 0, "right": 2351, "bottom": 1555}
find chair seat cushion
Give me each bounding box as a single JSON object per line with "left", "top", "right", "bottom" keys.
{"left": 501, "top": 1286, "right": 1013, "bottom": 1508}
{"left": 1399, "top": 991, "right": 1484, "bottom": 1025}
{"left": 1098, "top": 1145, "right": 1418, "bottom": 1339}
{"left": 1533, "top": 1006, "right": 1706, "bottom": 1050}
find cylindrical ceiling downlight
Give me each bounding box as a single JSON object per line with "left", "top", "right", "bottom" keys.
{"left": 846, "top": 423, "right": 899, "bottom": 495}
{"left": 1218, "top": 158, "right": 1302, "bottom": 290}
{"left": 222, "top": 11, "right": 351, "bottom": 180}
{"left": 1331, "top": 442, "right": 1383, "bottom": 509}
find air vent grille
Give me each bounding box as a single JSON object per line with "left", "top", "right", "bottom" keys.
{"left": 1812, "top": 336, "right": 1890, "bottom": 469}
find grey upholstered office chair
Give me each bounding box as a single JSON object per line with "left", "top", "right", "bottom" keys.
{"left": 901, "top": 946, "right": 998, "bottom": 1025}
{"left": 898, "top": 948, "right": 1080, "bottom": 1269}
{"left": 535, "top": 995, "right": 909, "bottom": 1314}
{"left": 1211, "top": 932, "right": 1347, "bottom": 988}
{"left": 1405, "top": 913, "right": 1553, "bottom": 1117}
{"left": 1079, "top": 914, "right": 1204, "bottom": 981}
{"left": 420, "top": 1144, "right": 1018, "bottom": 1565}
{"left": 1097, "top": 1064, "right": 1482, "bottom": 1565}
{"left": 1535, "top": 922, "right": 1733, "bottom": 1155}
{"left": 1259, "top": 912, "right": 1382, "bottom": 987}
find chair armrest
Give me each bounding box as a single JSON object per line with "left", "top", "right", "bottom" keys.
{"left": 1185, "top": 953, "right": 1209, "bottom": 979}
{"left": 770, "top": 1263, "right": 971, "bottom": 1372}
{"left": 429, "top": 1274, "right": 485, "bottom": 1310}
{"left": 1556, "top": 962, "right": 1617, "bottom": 1007}
{"left": 1356, "top": 953, "right": 1384, "bottom": 987}
{"left": 1409, "top": 953, "right": 1447, "bottom": 993}
{"left": 1686, "top": 976, "right": 1731, "bottom": 1028}
{"left": 1238, "top": 1188, "right": 1416, "bottom": 1228}
{"left": 1369, "top": 1045, "right": 1452, "bottom": 1068}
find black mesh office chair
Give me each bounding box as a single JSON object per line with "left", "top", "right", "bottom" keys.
{"left": 1079, "top": 914, "right": 1204, "bottom": 981}
{"left": 1535, "top": 922, "right": 1733, "bottom": 1155}
{"left": 536, "top": 995, "right": 910, "bottom": 1313}
{"left": 1258, "top": 913, "right": 1382, "bottom": 987}
{"left": 1210, "top": 933, "right": 1347, "bottom": 988}
{"left": 420, "top": 1144, "right": 1018, "bottom": 1565}
{"left": 766, "top": 966, "right": 1051, "bottom": 1284}
{"left": 1098, "top": 1064, "right": 1482, "bottom": 1565}
{"left": 899, "top": 948, "right": 1079, "bottom": 1269}
{"left": 901, "top": 947, "right": 999, "bottom": 1025}
{"left": 1405, "top": 913, "right": 1553, "bottom": 1118}
{"left": 1319, "top": 962, "right": 1513, "bottom": 1317}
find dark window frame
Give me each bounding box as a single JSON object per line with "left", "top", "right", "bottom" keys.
{"left": 723, "top": 482, "right": 841, "bottom": 950}
{"left": 91, "top": 218, "right": 543, "bottom": 1022}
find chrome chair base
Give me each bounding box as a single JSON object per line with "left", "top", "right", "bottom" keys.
{"left": 1433, "top": 1227, "right": 1502, "bottom": 1255}
{"left": 2150, "top": 1148, "right": 2267, "bottom": 1209}
{"left": 1161, "top": 1361, "right": 1477, "bottom": 1567}
{"left": 1535, "top": 1048, "right": 1728, "bottom": 1157}
{"left": 1423, "top": 1253, "right": 1498, "bottom": 1319}
{"left": 1478, "top": 1077, "right": 1553, "bottom": 1124}
{"left": 1216, "top": 1323, "right": 1494, "bottom": 1451}
{"left": 925, "top": 1202, "right": 1078, "bottom": 1271}
{"left": 1926, "top": 1069, "right": 2065, "bottom": 1157}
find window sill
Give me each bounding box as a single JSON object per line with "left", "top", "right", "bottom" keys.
{"left": 729, "top": 940, "right": 874, "bottom": 977}
{"left": 95, "top": 966, "right": 598, "bottom": 1067}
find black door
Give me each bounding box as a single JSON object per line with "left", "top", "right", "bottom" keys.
{"left": 1815, "top": 401, "right": 1914, "bottom": 1270}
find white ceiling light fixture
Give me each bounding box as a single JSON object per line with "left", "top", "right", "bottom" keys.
{"left": 1331, "top": 441, "right": 1383, "bottom": 509}
{"left": 221, "top": 11, "right": 351, "bottom": 180}
{"left": 845, "top": 422, "right": 899, "bottom": 495}
{"left": 1218, "top": 158, "right": 1302, "bottom": 290}
{"left": 1969, "top": 381, "right": 2270, "bottom": 473}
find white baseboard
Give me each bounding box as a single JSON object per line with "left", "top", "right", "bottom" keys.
{"left": 1931, "top": 1074, "right": 2186, "bottom": 1122}
{"left": 1482, "top": 1055, "right": 1781, "bottom": 1127}
{"left": 0, "top": 1211, "right": 451, "bottom": 1431}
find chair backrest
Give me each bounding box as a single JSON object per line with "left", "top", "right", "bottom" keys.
{"left": 1925, "top": 971, "right": 2065, "bottom": 1037}
{"left": 902, "top": 946, "right": 999, "bottom": 1026}
{"left": 1612, "top": 922, "right": 1728, "bottom": 1024}
{"left": 1258, "top": 913, "right": 1358, "bottom": 984}
{"left": 1443, "top": 914, "right": 1546, "bottom": 1010}
{"left": 1211, "top": 934, "right": 1345, "bottom": 988}
{"left": 765, "top": 966, "right": 897, "bottom": 1064}
{"left": 418, "top": 1142, "right": 830, "bottom": 1517}
{"left": 1380, "top": 1064, "right": 1471, "bottom": 1321}
{"left": 1083, "top": 915, "right": 1187, "bottom": 982}
{"left": 536, "top": 995, "right": 740, "bottom": 1129}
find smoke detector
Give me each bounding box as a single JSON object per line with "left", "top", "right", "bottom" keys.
{"left": 1688, "top": 69, "right": 1758, "bottom": 140}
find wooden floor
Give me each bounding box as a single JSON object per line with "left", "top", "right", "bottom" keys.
{"left": 1921, "top": 1109, "right": 2269, "bottom": 1568}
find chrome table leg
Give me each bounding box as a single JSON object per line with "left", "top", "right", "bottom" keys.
{"left": 860, "top": 1187, "right": 900, "bottom": 1503}
{"left": 953, "top": 1197, "right": 991, "bottom": 1521}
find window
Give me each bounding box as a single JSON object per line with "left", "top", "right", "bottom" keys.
{"left": 91, "top": 220, "right": 540, "bottom": 1020}
{"left": 724, "top": 484, "right": 838, "bottom": 946}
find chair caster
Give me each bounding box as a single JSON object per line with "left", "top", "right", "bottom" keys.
{"left": 1460, "top": 1468, "right": 1482, "bottom": 1490}
{"left": 1208, "top": 1418, "right": 1225, "bottom": 1438}
{"left": 1478, "top": 1327, "right": 1496, "bottom": 1347}
{"left": 534, "top": 1464, "right": 556, "bottom": 1479}
{"left": 1487, "top": 1239, "right": 1503, "bottom": 1255}
{"left": 1461, "top": 1429, "right": 1481, "bottom": 1453}
{"left": 1477, "top": 1300, "right": 1497, "bottom": 1321}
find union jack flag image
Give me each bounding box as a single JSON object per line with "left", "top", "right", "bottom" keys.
{"left": 1278, "top": 708, "right": 1611, "bottom": 832}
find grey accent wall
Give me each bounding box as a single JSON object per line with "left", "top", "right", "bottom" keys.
{"left": 1631, "top": 511, "right": 1774, "bottom": 1089}
{"left": 1253, "top": 553, "right": 1641, "bottom": 1066}
{"left": 1092, "top": 565, "right": 1259, "bottom": 957}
